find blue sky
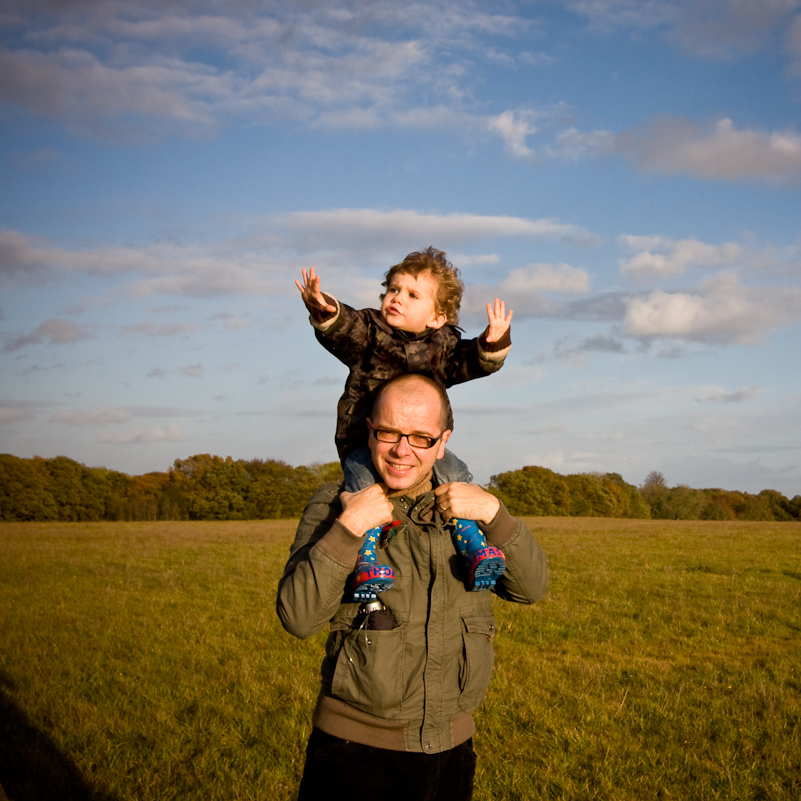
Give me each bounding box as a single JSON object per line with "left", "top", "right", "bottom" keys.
{"left": 1, "top": 0, "right": 800, "bottom": 497}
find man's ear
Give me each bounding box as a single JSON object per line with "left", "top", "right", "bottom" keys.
{"left": 436, "top": 429, "right": 452, "bottom": 458}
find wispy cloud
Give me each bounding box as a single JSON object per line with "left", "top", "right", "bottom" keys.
{"left": 50, "top": 407, "right": 131, "bottom": 426}
{"left": 0, "top": 211, "right": 597, "bottom": 300}
{"left": 565, "top": 0, "right": 800, "bottom": 61}
{"left": 97, "top": 422, "right": 185, "bottom": 444}
{"left": 697, "top": 386, "right": 762, "bottom": 403}
{"left": 122, "top": 322, "right": 199, "bottom": 337}
{"left": 615, "top": 116, "right": 801, "bottom": 183}
{"left": 0, "top": 1, "right": 538, "bottom": 142}
{"left": 277, "top": 209, "right": 599, "bottom": 248}
{"left": 4, "top": 317, "right": 93, "bottom": 351}
{"left": 0, "top": 406, "right": 36, "bottom": 424}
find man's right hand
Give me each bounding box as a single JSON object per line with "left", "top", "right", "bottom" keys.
{"left": 338, "top": 484, "right": 394, "bottom": 537}
{"left": 295, "top": 267, "right": 337, "bottom": 313}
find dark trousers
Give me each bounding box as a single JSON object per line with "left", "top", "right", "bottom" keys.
{"left": 297, "top": 728, "right": 476, "bottom": 801}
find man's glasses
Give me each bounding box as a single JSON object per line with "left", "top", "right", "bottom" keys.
{"left": 369, "top": 425, "right": 443, "bottom": 450}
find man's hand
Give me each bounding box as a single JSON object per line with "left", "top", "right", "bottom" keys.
{"left": 295, "top": 267, "right": 337, "bottom": 313}
{"left": 485, "top": 297, "right": 513, "bottom": 343}
{"left": 434, "top": 483, "right": 501, "bottom": 527}
{"left": 338, "top": 484, "right": 395, "bottom": 537}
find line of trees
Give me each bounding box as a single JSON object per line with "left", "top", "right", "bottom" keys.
{"left": 0, "top": 453, "right": 342, "bottom": 522}
{"left": 1, "top": 454, "right": 799, "bottom": 523}
{"left": 490, "top": 466, "right": 800, "bottom": 522}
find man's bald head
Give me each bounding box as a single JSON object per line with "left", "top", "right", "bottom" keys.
{"left": 371, "top": 374, "right": 453, "bottom": 433}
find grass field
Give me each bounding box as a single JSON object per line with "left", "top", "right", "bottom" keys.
{"left": 0, "top": 517, "right": 799, "bottom": 800}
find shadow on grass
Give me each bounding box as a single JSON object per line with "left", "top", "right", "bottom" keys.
{"left": 0, "top": 673, "right": 117, "bottom": 801}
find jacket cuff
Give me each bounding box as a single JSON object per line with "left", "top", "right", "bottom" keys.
{"left": 478, "top": 328, "right": 511, "bottom": 365}
{"left": 478, "top": 327, "right": 511, "bottom": 353}
{"left": 317, "top": 518, "right": 363, "bottom": 565}
{"left": 308, "top": 294, "right": 340, "bottom": 331}
{"left": 481, "top": 501, "right": 518, "bottom": 547}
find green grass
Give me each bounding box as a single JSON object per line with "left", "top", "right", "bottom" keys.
{"left": 1, "top": 518, "right": 799, "bottom": 800}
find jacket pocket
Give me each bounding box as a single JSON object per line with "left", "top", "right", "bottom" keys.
{"left": 457, "top": 613, "right": 496, "bottom": 712}
{"left": 330, "top": 622, "right": 408, "bottom": 719}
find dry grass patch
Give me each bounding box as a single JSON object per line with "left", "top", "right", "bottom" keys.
{"left": 1, "top": 518, "right": 799, "bottom": 800}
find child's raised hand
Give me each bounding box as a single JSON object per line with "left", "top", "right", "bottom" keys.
{"left": 295, "top": 267, "right": 337, "bottom": 313}
{"left": 485, "top": 298, "right": 513, "bottom": 342}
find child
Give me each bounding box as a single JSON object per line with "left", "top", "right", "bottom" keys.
{"left": 296, "top": 247, "right": 513, "bottom": 600}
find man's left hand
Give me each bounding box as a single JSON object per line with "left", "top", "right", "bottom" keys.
{"left": 434, "top": 483, "right": 501, "bottom": 527}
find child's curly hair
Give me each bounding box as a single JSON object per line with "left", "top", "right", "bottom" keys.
{"left": 381, "top": 247, "right": 464, "bottom": 326}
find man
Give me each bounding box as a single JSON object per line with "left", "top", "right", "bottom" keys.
{"left": 276, "top": 374, "right": 548, "bottom": 801}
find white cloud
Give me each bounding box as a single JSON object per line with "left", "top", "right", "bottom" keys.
{"left": 619, "top": 234, "right": 744, "bottom": 278}
{"left": 50, "top": 407, "right": 131, "bottom": 426}
{"left": 98, "top": 422, "right": 185, "bottom": 444}
{"left": 616, "top": 116, "right": 801, "bottom": 182}
{"left": 623, "top": 274, "right": 801, "bottom": 344}
{"left": 460, "top": 262, "right": 590, "bottom": 322}
{"left": 488, "top": 110, "right": 540, "bottom": 159}
{"left": 497, "top": 263, "right": 591, "bottom": 294}
{"left": 278, "top": 209, "right": 598, "bottom": 248}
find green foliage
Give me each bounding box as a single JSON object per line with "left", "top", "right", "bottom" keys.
{"left": 489, "top": 466, "right": 651, "bottom": 519}
{"left": 2, "top": 453, "right": 797, "bottom": 523}
{"left": 0, "top": 455, "right": 58, "bottom": 521}
{"left": 0, "top": 453, "right": 343, "bottom": 522}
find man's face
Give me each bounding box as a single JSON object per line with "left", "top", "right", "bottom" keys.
{"left": 367, "top": 384, "right": 451, "bottom": 492}
{"left": 380, "top": 270, "right": 447, "bottom": 334}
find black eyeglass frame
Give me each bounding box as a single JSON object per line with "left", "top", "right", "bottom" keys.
{"left": 368, "top": 422, "right": 443, "bottom": 450}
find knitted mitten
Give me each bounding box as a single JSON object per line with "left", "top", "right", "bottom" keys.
{"left": 351, "top": 521, "right": 399, "bottom": 601}
{"left": 452, "top": 518, "right": 506, "bottom": 591}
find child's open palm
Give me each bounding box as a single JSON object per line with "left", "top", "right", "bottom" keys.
{"left": 295, "top": 267, "right": 337, "bottom": 313}
{"left": 485, "top": 298, "right": 513, "bottom": 342}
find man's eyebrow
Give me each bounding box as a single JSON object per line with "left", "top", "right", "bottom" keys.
{"left": 375, "top": 425, "right": 436, "bottom": 437}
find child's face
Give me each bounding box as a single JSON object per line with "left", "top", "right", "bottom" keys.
{"left": 381, "top": 270, "right": 447, "bottom": 334}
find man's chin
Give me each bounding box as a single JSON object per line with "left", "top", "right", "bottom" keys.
{"left": 380, "top": 464, "right": 418, "bottom": 490}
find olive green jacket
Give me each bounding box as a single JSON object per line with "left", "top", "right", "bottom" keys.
{"left": 276, "top": 482, "right": 548, "bottom": 753}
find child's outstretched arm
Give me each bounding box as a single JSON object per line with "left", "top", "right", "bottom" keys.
{"left": 485, "top": 297, "right": 513, "bottom": 343}
{"left": 295, "top": 267, "right": 337, "bottom": 314}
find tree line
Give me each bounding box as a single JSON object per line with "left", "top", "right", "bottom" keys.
{"left": 0, "top": 453, "right": 342, "bottom": 522}
{"left": 1, "top": 454, "right": 799, "bottom": 523}
{"left": 490, "top": 467, "right": 800, "bottom": 522}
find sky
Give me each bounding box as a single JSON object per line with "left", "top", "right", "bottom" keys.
{"left": 1, "top": 0, "right": 800, "bottom": 497}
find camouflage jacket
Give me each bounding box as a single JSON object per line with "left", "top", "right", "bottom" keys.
{"left": 308, "top": 296, "right": 511, "bottom": 461}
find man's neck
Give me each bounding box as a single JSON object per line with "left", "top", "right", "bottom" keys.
{"left": 386, "top": 473, "right": 433, "bottom": 500}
